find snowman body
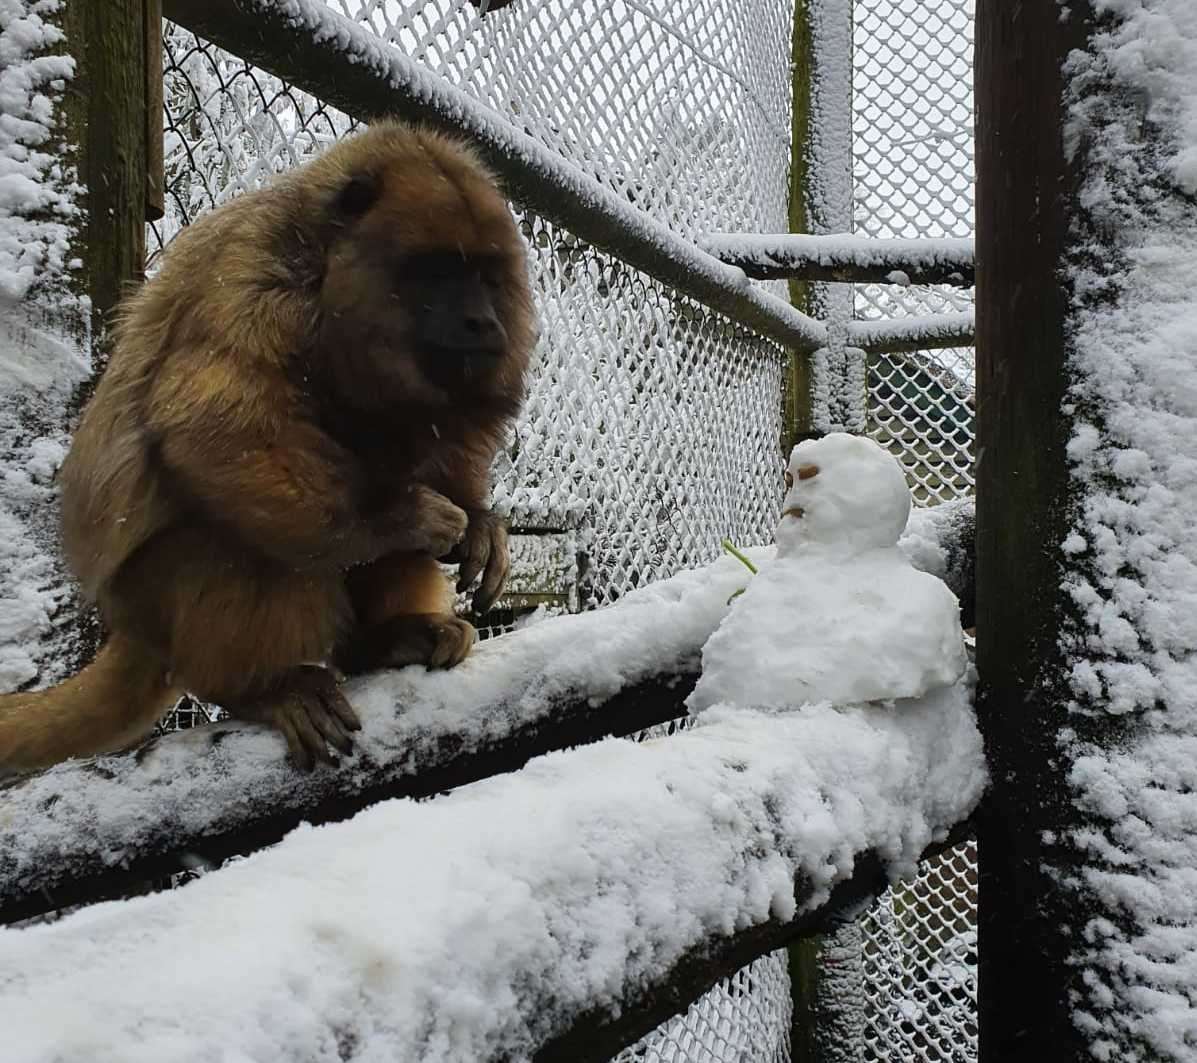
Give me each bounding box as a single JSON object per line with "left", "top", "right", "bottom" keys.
{"left": 688, "top": 433, "right": 967, "bottom": 715}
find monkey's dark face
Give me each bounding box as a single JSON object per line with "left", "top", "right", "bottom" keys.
{"left": 394, "top": 250, "right": 511, "bottom": 388}
{"left": 314, "top": 146, "right": 535, "bottom": 414}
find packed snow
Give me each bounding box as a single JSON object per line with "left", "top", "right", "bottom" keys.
{"left": 0, "top": 682, "right": 984, "bottom": 1063}
{"left": 0, "top": 0, "right": 76, "bottom": 301}
{"left": 690, "top": 434, "right": 966, "bottom": 714}
{"left": 0, "top": 431, "right": 983, "bottom": 1060}
{"left": 1060, "top": 1, "right": 1197, "bottom": 1058}
{"left": 0, "top": 0, "right": 86, "bottom": 692}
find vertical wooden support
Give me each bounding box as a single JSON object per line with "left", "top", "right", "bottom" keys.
{"left": 783, "top": 0, "right": 816, "bottom": 456}
{"left": 71, "top": 0, "right": 150, "bottom": 356}
{"left": 788, "top": 936, "right": 819, "bottom": 1062}
{"left": 786, "top": 8, "right": 820, "bottom": 1048}
{"left": 974, "top": 2, "right": 1089, "bottom": 1059}
{"left": 145, "top": 0, "right": 165, "bottom": 223}
{"left": 49, "top": 1, "right": 151, "bottom": 669}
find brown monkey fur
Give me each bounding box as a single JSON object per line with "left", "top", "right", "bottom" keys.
{"left": 0, "top": 121, "right": 534, "bottom": 774}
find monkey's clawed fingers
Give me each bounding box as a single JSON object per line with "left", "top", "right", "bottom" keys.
{"left": 447, "top": 510, "right": 510, "bottom": 614}
{"left": 237, "top": 665, "right": 361, "bottom": 772}
{"left": 404, "top": 486, "right": 469, "bottom": 558}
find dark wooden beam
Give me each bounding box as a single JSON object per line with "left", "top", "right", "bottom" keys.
{"left": 75, "top": 0, "right": 149, "bottom": 351}
{"left": 975, "top": 2, "right": 1091, "bottom": 1060}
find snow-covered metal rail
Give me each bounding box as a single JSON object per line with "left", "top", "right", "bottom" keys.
{"left": 700, "top": 234, "right": 975, "bottom": 288}
{"left": 159, "top": 0, "right": 827, "bottom": 354}
{"left": 0, "top": 501, "right": 975, "bottom": 926}
{"left": 847, "top": 311, "right": 976, "bottom": 355}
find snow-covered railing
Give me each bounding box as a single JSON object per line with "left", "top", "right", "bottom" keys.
{"left": 847, "top": 312, "right": 977, "bottom": 355}
{"left": 0, "top": 500, "right": 974, "bottom": 926}
{"left": 1, "top": 694, "right": 980, "bottom": 1063}
{"left": 158, "top": 0, "right": 826, "bottom": 354}
{"left": 700, "top": 234, "right": 975, "bottom": 288}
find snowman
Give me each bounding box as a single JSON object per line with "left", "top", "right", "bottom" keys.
{"left": 688, "top": 432, "right": 967, "bottom": 716}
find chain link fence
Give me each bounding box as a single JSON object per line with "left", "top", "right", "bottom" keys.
{"left": 854, "top": 0, "right": 975, "bottom": 505}
{"left": 149, "top": 1, "right": 977, "bottom": 1060}
{"left": 850, "top": 1, "right": 977, "bottom": 1060}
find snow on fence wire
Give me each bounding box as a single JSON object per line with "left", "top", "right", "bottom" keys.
{"left": 0, "top": 506, "right": 980, "bottom": 1063}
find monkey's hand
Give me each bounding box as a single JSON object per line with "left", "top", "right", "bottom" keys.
{"left": 373, "top": 485, "right": 469, "bottom": 560}
{"left": 442, "top": 508, "right": 510, "bottom": 614}
{"left": 230, "top": 665, "right": 361, "bottom": 771}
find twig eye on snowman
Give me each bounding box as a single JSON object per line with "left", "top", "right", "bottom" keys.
{"left": 689, "top": 432, "right": 969, "bottom": 717}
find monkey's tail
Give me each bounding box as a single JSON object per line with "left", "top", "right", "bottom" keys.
{"left": 0, "top": 635, "right": 181, "bottom": 776}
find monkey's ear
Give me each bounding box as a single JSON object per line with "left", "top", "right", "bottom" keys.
{"left": 334, "top": 173, "right": 380, "bottom": 218}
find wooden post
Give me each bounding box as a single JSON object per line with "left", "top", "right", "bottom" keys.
{"left": 782, "top": 0, "right": 817, "bottom": 458}
{"left": 974, "top": 2, "right": 1090, "bottom": 1059}
{"left": 145, "top": 0, "right": 165, "bottom": 223}
{"left": 785, "top": 7, "right": 818, "bottom": 1043}
{"left": 37, "top": 1, "right": 151, "bottom": 674}
{"left": 70, "top": 0, "right": 150, "bottom": 359}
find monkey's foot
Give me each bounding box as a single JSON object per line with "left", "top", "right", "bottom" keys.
{"left": 336, "top": 614, "right": 477, "bottom": 675}
{"left": 230, "top": 665, "right": 361, "bottom": 771}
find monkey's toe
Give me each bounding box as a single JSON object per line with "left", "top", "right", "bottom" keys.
{"left": 337, "top": 614, "right": 476, "bottom": 675}
{"left": 231, "top": 665, "right": 359, "bottom": 771}
{"left": 427, "top": 617, "right": 476, "bottom": 669}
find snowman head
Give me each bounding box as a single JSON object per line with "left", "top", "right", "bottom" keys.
{"left": 776, "top": 432, "right": 912, "bottom": 556}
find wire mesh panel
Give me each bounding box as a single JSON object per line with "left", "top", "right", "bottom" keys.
{"left": 859, "top": 843, "right": 978, "bottom": 1062}
{"left": 848, "top": 2, "right": 978, "bottom": 1060}
{"left": 615, "top": 951, "right": 792, "bottom": 1063}
{"left": 322, "top": 0, "right": 793, "bottom": 242}
{"left": 853, "top": 0, "right": 975, "bottom": 503}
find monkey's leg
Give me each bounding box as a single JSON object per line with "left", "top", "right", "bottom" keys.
{"left": 111, "top": 527, "right": 361, "bottom": 770}
{"left": 0, "top": 634, "right": 181, "bottom": 776}
{"left": 337, "top": 552, "right": 476, "bottom": 676}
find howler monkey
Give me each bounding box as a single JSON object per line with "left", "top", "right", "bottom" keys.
{"left": 0, "top": 121, "right": 535, "bottom": 773}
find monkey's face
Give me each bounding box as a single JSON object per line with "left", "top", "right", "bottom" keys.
{"left": 314, "top": 134, "right": 534, "bottom": 413}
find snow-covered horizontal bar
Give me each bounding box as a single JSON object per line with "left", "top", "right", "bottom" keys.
{"left": 160, "top": 0, "right": 827, "bottom": 354}
{"left": 0, "top": 501, "right": 975, "bottom": 923}
{"left": 0, "top": 690, "right": 985, "bottom": 1063}
{"left": 847, "top": 311, "right": 976, "bottom": 354}
{"left": 700, "top": 233, "right": 975, "bottom": 287}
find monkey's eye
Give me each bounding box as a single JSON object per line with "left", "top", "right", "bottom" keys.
{"left": 335, "top": 174, "right": 380, "bottom": 218}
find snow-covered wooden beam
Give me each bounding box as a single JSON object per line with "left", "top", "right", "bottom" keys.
{"left": 847, "top": 311, "right": 976, "bottom": 354}
{"left": 0, "top": 686, "right": 985, "bottom": 1062}
{"left": 0, "top": 501, "right": 974, "bottom": 924}
{"left": 537, "top": 819, "right": 977, "bottom": 1063}
{"left": 159, "top": 0, "right": 827, "bottom": 354}
{"left": 700, "top": 234, "right": 975, "bottom": 288}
